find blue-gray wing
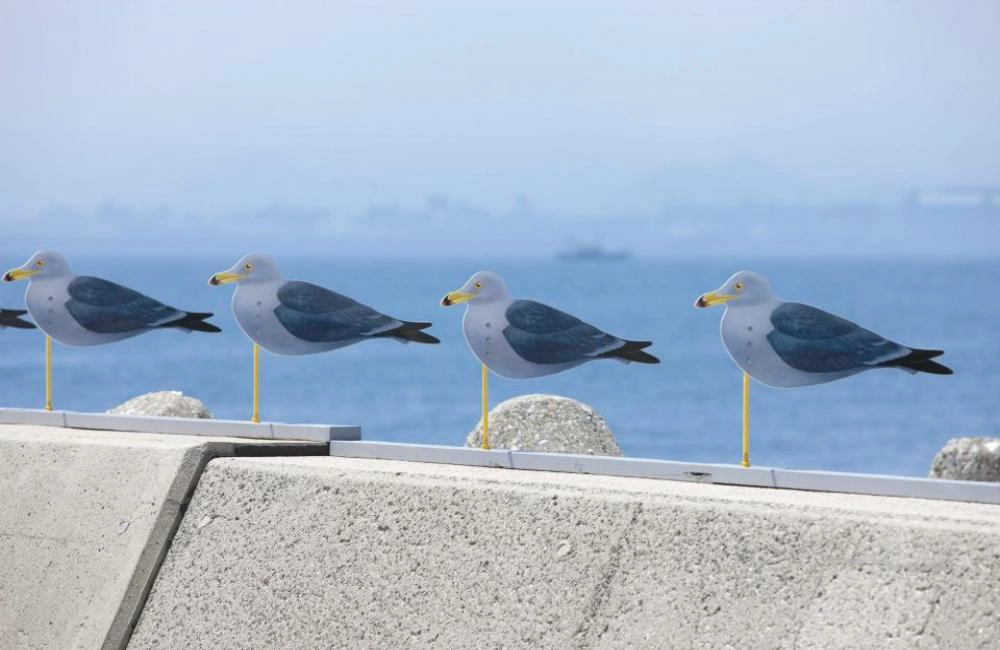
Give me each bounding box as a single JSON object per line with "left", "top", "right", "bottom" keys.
{"left": 503, "top": 300, "right": 622, "bottom": 365}
{"left": 767, "top": 302, "right": 907, "bottom": 373}
{"left": 66, "top": 276, "right": 183, "bottom": 333}
{"left": 274, "top": 281, "right": 399, "bottom": 343}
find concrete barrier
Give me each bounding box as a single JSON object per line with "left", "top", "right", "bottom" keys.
{"left": 131, "top": 455, "right": 1000, "bottom": 649}
{"left": 0, "top": 424, "right": 327, "bottom": 650}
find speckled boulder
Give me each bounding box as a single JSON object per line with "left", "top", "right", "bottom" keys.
{"left": 466, "top": 394, "right": 622, "bottom": 456}
{"left": 929, "top": 437, "right": 1000, "bottom": 482}
{"left": 108, "top": 391, "right": 212, "bottom": 419}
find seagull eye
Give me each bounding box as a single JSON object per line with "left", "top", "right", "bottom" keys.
{"left": 35, "top": 260, "right": 44, "bottom": 267}
{"left": 735, "top": 282, "right": 743, "bottom": 290}
{"left": 244, "top": 263, "right": 253, "bottom": 271}
{"left": 474, "top": 281, "right": 482, "bottom": 289}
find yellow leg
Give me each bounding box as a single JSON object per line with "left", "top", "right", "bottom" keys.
{"left": 741, "top": 372, "right": 750, "bottom": 468}
{"left": 480, "top": 364, "right": 490, "bottom": 450}
{"left": 251, "top": 343, "right": 261, "bottom": 423}
{"left": 44, "top": 336, "right": 53, "bottom": 411}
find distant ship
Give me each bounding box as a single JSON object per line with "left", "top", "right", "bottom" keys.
{"left": 556, "top": 244, "right": 631, "bottom": 262}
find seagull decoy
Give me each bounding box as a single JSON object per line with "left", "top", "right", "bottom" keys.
{"left": 441, "top": 271, "right": 659, "bottom": 448}
{"left": 696, "top": 270, "right": 952, "bottom": 466}
{"left": 210, "top": 254, "right": 439, "bottom": 421}
{"left": 0, "top": 309, "right": 34, "bottom": 329}
{"left": 4, "top": 250, "right": 220, "bottom": 409}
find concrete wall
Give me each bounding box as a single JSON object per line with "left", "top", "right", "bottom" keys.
{"left": 0, "top": 425, "right": 325, "bottom": 650}
{"left": 5, "top": 422, "right": 999, "bottom": 649}
{"left": 130, "top": 456, "right": 1000, "bottom": 650}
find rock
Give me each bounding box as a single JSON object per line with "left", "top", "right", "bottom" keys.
{"left": 108, "top": 391, "right": 212, "bottom": 419}
{"left": 929, "top": 437, "right": 1000, "bottom": 482}
{"left": 465, "top": 394, "right": 622, "bottom": 456}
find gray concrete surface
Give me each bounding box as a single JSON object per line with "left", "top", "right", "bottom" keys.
{"left": 131, "top": 456, "right": 1000, "bottom": 649}
{"left": 0, "top": 424, "right": 326, "bottom": 650}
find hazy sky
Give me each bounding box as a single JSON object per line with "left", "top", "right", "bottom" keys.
{"left": 1, "top": 1, "right": 999, "bottom": 255}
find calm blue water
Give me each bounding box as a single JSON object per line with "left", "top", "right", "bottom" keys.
{"left": 1, "top": 255, "right": 997, "bottom": 477}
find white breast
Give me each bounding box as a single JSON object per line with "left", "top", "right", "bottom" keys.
{"left": 462, "top": 304, "right": 502, "bottom": 368}
{"left": 720, "top": 304, "right": 775, "bottom": 376}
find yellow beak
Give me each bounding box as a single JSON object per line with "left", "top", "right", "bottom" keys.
{"left": 3, "top": 267, "right": 38, "bottom": 282}
{"left": 441, "top": 290, "right": 476, "bottom": 306}
{"left": 209, "top": 271, "right": 243, "bottom": 286}
{"left": 695, "top": 291, "right": 735, "bottom": 308}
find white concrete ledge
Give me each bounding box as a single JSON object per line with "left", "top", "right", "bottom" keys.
{"left": 0, "top": 407, "right": 360, "bottom": 443}
{"left": 328, "top": 440, "right": 1000, "bottom": 505}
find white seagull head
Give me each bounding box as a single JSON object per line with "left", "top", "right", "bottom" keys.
{"left": 210, "top": 254, "right": 282, "bottom": 286}
{"left": 4, "top": 250, "right": 71, "bottom": 283}
{"left": 696, "top": 270, "right": 775, "bottom": 309}
{"left": 441, "top": 271, "right": 510, "bottom": 307}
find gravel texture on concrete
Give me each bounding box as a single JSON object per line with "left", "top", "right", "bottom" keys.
{"left": 465, "top": 393, "right": 622, "bottom": 456}
{"left": 0, "top": 424, "right": 324, "bottom": 650}
{"left": 131, "top": 455, "right": 1000, "bottom": 650}
{"left": 930, "top": 437, "right": 1000, "bottom": 482}
{"left": 108, "top": 391, "right": 212, "bottom": 419}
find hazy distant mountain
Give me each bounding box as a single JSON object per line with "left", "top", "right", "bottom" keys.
{"left": 2, "top": 185, "right": 998, "bottom": 260}
{"left": 601, "top": 160, "right": 862, "bottom": 213}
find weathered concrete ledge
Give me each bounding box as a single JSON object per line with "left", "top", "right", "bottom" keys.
{"left": 0, "top": 407, "right": 361, "bottom": 443}
{"left": 328, "top": 440, "right": 1000, "bottom": 505}
{"left": 0, "top": 424, "right": 328, "bottom": 650}
{"left": 131, "top": 455, "right": 1000, "bottom": 649}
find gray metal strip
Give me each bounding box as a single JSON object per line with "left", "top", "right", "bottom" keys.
{"left": 0, "top": 407, "right": 360, "bottom": 443}
{"left": 328, "top": 440, "right": 1000, "bottom": 505}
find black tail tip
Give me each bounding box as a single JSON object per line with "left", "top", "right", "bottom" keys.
{"left": 914, "top": 360, "right": 953, "bottom": 375}
{"left": 407, "top": 331, "right": 441, "bottom": 344}
{"left": 193, "top": 322, "right": 223, "bottom": 333}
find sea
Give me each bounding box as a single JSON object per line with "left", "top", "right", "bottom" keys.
{"left": 1, "top": 254, "right": 997, "bottom": 478}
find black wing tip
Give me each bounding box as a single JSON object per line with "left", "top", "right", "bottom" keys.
{"left": 603, "top": 340, "right": 660, "bottom": 364}
{"left": 881, "top": 348, "right": 953, "bottom": 375}
{"left": 161, "top": 311, "right": 222, "bottom": 333}
{"left": 380, "top": 321, "right": 440, "bottom": 344}
{"left": 0, "top": 309, "right": 36, "bottom": 329}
